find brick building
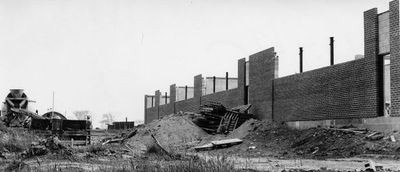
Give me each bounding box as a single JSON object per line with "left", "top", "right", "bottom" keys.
{"left": 144, "top": 0, "right": 400, "bottom": 132}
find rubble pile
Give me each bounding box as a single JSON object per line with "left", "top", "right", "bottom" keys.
{"left": 22, "top": 136, "right": 71, "bottom": 158}
{"left": 127, "top": 113, "right": 208, "bottom": 153}
{"left": 194, "top": 102, "right": 254, "bottom": 134}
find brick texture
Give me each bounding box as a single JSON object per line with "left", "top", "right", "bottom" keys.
{"left": 238, "top": 58, "right": 246, "bottom": 105}
{"left": 145, "top": 107, "right": 158, "bottom": 124}
{"left": 145, "top": 4, "right": 389, "bottom": 123}
{"left": 201, "top": 88, "right": 241, "bottom": 109}
{"left": 273, "top": 58, "right": 382, "bottom": 122}
{"left": 175, "top": 98, "right": 200, "bottom": 113}
{"left": 249, "top": 47, "right": 277, "bottom": 120}
{"left": 390, "top": 0, "right": 400, "bottom": 116}
{"left": 158, "top": 104, "right": 174, "bottom": 119}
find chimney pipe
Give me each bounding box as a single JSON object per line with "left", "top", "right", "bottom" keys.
{"left": 299, "top": 47, "right": 303, "bottom": 73}
{"left": 185, "top": 85, "right": 188, "bottom": 100}
{"left": 330, "top": 37, "right": 334, "bottom": 66}
{"left": 225, "top": 72, "right": 229, "bottom": 90}
{"left": 213, "top": 76, "right": 216, "bottom": 93}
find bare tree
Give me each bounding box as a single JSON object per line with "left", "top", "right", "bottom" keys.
{"left": 73, "top": 110, "right": 90, "bottom": 120}
{"left": 100, "top": 113, "right": 114, "bottom": 128}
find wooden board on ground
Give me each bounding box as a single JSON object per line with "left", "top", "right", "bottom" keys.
{"left": 194, "top": 138, "right": 243, "bottom": 151}
{"left": 211, "top": 138, "right": 243, "bottom": 146}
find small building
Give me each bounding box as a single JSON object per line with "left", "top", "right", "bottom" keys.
{"left": 107, "top": 121, "right": 135, "bottom": 130}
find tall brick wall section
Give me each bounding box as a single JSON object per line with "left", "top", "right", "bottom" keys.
{"left": 155, "top": 90, "right": 161, "bottom": 120}
{"left": 238, "top": 58, "right": 246, "bottom": 105}
{"left": 364, "top": 8, "right": 379, "bottom": 60}
{"left": 390, "top": 0, "right": 400, "bottom": 116}
{"left": 249, "top": 47, "right": 277, "bottom": 120}
{"left": 194, "top": 75, "right": 203, "bottom": 99}
{"left": 170, "top": 84, "right": 176, "bottom": 104}
{"left": 201, "top": 88, "right": 241, "bottom": 109}
{"left": 144, "top": 95, "right": 148, "bottom": 124}
{"left": 273, "top": 58, "right": 382, "bottom": 122}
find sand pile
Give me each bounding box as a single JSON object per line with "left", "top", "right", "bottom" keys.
{"left": 127, "top": 113, "right": 208, "bottom": 153}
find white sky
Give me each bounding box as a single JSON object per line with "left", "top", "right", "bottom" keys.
{"left": 0, "top": 0, "right": 389, "bottom": 128}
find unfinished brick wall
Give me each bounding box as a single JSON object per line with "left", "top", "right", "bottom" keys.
{"left": 145, "top": 107, "right": 158, "bottom": 124}
{"left": 248, "top": 47, "right": 277, "bottom": 120}
{"left": 158, "top": 104, "right": 174, "bottom": 119}
{"left": 175, "top": 98, "right": 199, "bottom": 113}
{"left": 390, "top": 0, "right": 400, "bottom": 116}
{"left": 201, "top": 88, "right": 241, "bottom": 109}
{"left": 273, "top": 58, "right": 382, "bottom": 122}
{"left": 144, "top": 2, "right": 392, "bottom": 124}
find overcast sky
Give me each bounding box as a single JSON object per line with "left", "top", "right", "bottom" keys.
{"left": 0, "top": 0, "right": 389, "bottom": 128}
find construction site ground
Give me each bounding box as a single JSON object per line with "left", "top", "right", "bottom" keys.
{"left": 3, "top": 113, "right": 400, "bottom": 171}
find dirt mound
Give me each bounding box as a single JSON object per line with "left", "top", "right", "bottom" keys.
{"left": 291, "top": 128, "right": 400, "bottom": 159}
{"left": 203, "top": 119, "right": 400, "bottom": 159}
{"left": 128, "top": 113, "right": 208, "bottom": 153}
{"left": 291, "top": 128, "right": 366, "bottom": 158}
{"left": 227, "top": 118, "right": 261, "bottom": 139}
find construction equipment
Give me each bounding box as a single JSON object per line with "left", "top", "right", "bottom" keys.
{"left": 2, "top": 89, "right": 91, "bottom": 146}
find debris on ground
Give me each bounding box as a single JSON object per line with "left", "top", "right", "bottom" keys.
{"left": 194, "top": 101, "right": 254, "bottom": 134}
{"left": 366, "top": 132, "right": 385, "bottom": 141}
{"left": 102, "top": 129, "right": 137, "bottom": 145}
{"left": 194, "top": 138, "right": 243, "bottom": 151}
{"left": 22, "top": 136, "right": 70, "bottom": 158}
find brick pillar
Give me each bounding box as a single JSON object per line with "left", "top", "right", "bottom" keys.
{"left": 363, "top": 7, "right": 385, "bottom": 117}
{"left": 194, "top": 74, "right": 203, "bottom": 108}
{"left": 155, "top": 90, "right": 161, "bottom": 119}
{"left": 248, "top": 47, "right": 278, "bottom": 121}
{"left": 364, "top": 8, "right": 379, "bottom": 59}
{"left": 194, "top": 74, "right": 203, "bottom": 99}
{"left": 144, "top": 95, "right": 148, "bottom": 124}
{"left": 238, "top": 58, "right": 246, "bottom": 105}
{"left": 390, "top": 0, "right": 400, "bottom": 116}
{"left": 170, "top": 84, "right": 176, "bottom": 113}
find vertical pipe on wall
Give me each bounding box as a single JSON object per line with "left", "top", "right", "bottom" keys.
{"left": 226, "top": 72, "right": 229, "bottom": 90}
{"left": 185, "top": 85, "right": 188, "bottom": 100}
{"left": 213, "top": 76, "right": 216, "bottom": 93}
{"left": 330, "top": 37, "right": 334, "bottom": 65}
{"left": 299, "top": 47, "right": 303, "bottom": 73}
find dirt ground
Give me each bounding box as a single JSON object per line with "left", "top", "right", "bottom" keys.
{"left": 3, "top": 113, "right": 400, "bottom": 171}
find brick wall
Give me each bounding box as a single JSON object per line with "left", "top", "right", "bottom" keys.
{"left": 201, "top": 88, "right": 241, "bottom": 109}
{"left": 390, "top": 0, "right": 400, "bottom": 116}
{"left": 249, "top": 47, "right": 277, "bottom": 120}
{"left": 145, "top": 107, "right": 158, "bottom": 124}
{"left": 273, "top": 58, "right": 382, "bottom": 122}
{"left": 238, "top": 58, "right": 246, "bottom": 105}
{"left": 175, "top": 98, "right": 200, "bottom": 113}
{"left": 158, "top": 104, "right": 174, "bottom": 119}
{"left": 144, "top": 2, "right": 392, "bottom": 124}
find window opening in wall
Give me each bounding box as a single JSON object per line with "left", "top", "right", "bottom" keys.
{"left": 384, "top": 54, "right": 390, "bottom": 116}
